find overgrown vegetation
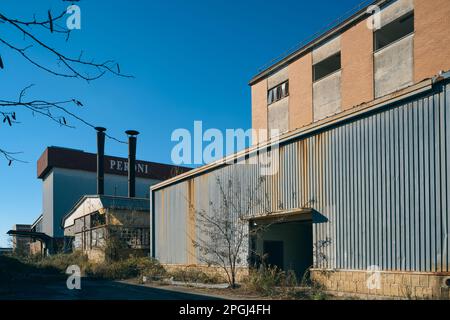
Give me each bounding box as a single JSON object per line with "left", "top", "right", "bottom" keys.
{"left": 1, "top": 252, "right": 331, "bottom": 300}
{"left": 1, "top": 252, "right": 165, "bottom": 281}
{"left": 32, "top": 251, "right": 89, "bottom": 272}
{"left": 168, "top": 268, "right": 224, "bottom": 284}
{"left": 241, "top": 265, "right": 330, "bottom": 300}
{"left": 243, "top": 266, "right": 298, "bottom": 296}
{"left": 85, "top": 257, "right": 166, "bottom": 280}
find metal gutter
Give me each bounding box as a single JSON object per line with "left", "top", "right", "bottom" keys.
{"left": 248, "top": 0, "right": 389, "bottom": 86}
{"left": 245, "top": 208, "right": 313, "bottom": 222}
{"left": 151, "top": 77, "right": 439, "bottom": 192}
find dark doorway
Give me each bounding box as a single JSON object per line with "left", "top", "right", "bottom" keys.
{"left": 263, "top": 240, "right": 284, "bottom": 270}
{"left": 251, "top": 218, "right": 313, "bottom": 278}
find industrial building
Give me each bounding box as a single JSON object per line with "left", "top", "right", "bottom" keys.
{"left": 62, "top": 195, "right": 150, "bottom": 262}
{"left": 10, "top": 224, "right": 32, "bottom": 255}
{"left": 9, "top": 129, "right": 189, "bottom": 256}
{"left": 150, "top": 0, "right": 450, "bottom": 299}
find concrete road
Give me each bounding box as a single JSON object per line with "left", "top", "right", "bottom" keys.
{"left": 0, "top": 277, "right": 221, "bottom": 300}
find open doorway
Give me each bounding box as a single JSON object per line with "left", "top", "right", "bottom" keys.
{"left": 250, "top": 213, "right": 313, "bottom": 279}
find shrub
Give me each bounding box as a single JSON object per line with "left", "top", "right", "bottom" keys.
{"left": 34, "top": 251, "right": 89, "bottom": 272}
{"left": 136, "top": 258, "right": 167, "bottom": 280}
{"left": 243, "top": 266, "right": 298, "bottom": 296}
{"left": 85, "top": 257, "right": 166, "bottom": 280}
{"left": 104, "top": 231, "right": 129, "bottom": 262}
{"left": 168, "top": 268, "right": 224, "bottom": 284}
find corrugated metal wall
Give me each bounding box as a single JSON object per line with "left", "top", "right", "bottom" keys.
{"left": 152, "top": 81, "right": 450, "bottom": 273}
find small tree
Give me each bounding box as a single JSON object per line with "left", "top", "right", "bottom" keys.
{"left": 191, "top": 175, "right": 282, "bottom": 288}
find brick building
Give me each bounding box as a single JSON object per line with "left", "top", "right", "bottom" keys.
{"left": 150, "top": 0, "right": 450, "bottom": 299}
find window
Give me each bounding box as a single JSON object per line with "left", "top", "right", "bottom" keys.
{"left": 313, "top": 52, "right": 341, "bottom": 82}
{"left": 267, "top": 81, "right": 289, "bottom": 105}
{"left": 90, "top": 211, "right": 106, "bottom": 228}
{"left": 375, "top": 13, "right": 414, "bottom": 51}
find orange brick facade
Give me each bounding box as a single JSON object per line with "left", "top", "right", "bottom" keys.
{"left": 288, "top": 53, "right": 313, "bottom": 131}
{"left": 250, "top": 0, "right": 450, "bottom": 142}
{"left": 414, "top": 0, "right": 450, "bottom": 82}
{"left": 341, "top": 19, "right": 374, "bottom": 111}
{"left": 251, "top": 79, "right": 268, "bottom": 141}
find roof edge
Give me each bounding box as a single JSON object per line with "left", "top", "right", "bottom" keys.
{"left": 61, "top": 195, "right": 150, "bottom": 228}
{"left": 151, "top": 76, "right": 443, "bottom": 192}
{"left": 248, "top": 0, "right": 388, "bottom": 86}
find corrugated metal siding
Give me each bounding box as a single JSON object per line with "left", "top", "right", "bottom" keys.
{"left": 152, "top": 81, "right": 450, "bottom": 273}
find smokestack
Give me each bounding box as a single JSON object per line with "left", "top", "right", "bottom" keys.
{"left": 95, "top": 127, "right": 106, "bottom": 195}
{"left": 126, "top": 130, "right": 140, "bottom": 198}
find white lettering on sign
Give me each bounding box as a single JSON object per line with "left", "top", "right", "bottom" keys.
{"left": 109, "top": 160, "right": 149, "bottom": 174}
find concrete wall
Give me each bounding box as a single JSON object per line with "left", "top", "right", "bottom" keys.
{"left": 288, "top": 53, "right": 313, "bottom": 130}
{"left": 374, "top": 34, "right": 414, "bottom": 98}
{"left": 379, "top": 0, "right": 414, "bottom": 28}
{"left": 267, "top": 68, "right": 289, "bottom": 137}
{"left": 312, "top": 36, "right": 342, "bottom": 122}
{"left": 311, "top": 269, "right": 450, "bottom": 300}
{"left": 268, "top": 98, "right": 289, "bottom": 138}
{"left": 341, "top": 19, "right": 374, "bottom": 110}
{"left": 268, "top": 67, "right": 288, "bottom": 89}
{"left": 42, "top": 172, "right": 54, "bottom": 237}
{"left": 313, "top": 71, "right": 342, "bottom": 121}
{"left": 45, "top": 168, "right": 158, "bottom": 238}
{"left": 414, "top": 0, "right": 450, "bottom": 82}
{"left": 312, "top": 36, "right": 341, "bottom": 64}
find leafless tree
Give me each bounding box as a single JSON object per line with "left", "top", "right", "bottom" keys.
{"left": 190, "top": 175, "right": 285, "bottom": 288}
{"left": 0, "top": 1, "right": 130, "bottom": 165}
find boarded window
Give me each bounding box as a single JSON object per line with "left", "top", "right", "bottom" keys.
{"left": 375, "top": 13, "right": 414, "bottom": 51}
{"left": 267, "top": 81, "right": 289, "bottom": 105}
{"left": 313, "top": 52, "right": 341, "bottom": 82}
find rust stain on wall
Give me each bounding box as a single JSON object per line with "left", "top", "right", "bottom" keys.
{"left": 187, "top": 179, "right": 197, "bottom": 264}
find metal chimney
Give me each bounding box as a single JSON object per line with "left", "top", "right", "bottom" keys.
{"left": 95, "top": 127, "right": 106, "bottom": 195}
{"left": 126, "top": 130, "right": 139, "bottom": 198}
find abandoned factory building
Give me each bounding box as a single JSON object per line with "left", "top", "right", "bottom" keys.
{"left": 150, "top": 0, "right": 450, "bottom": 299}
{"left": 9, "top": 140, "right": 189, "bottom": 256}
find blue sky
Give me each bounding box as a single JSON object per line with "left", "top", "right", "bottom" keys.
{"left": 0, "top": 0, "right": 365, "bottom": 246}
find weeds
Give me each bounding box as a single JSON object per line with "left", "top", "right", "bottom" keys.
{"left": 243, "top": 266, "right": 298, "bottom": 296}
{"left": 168, "top": 268, "right": 224, "bottom": 284}
{"left": 85, "top": 257, "right": 166, "bottom": 280}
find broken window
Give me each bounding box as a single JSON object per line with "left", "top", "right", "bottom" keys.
{"left": 90, "top": 211, "right": 106, "bottom": 228}
{"left": 374, "top": 13, "right": 414, "bottom": 51}
{"left": 267, "top": 81, "right": 289, "bottom": 105}
{"left": 313, "top": 52, "right": 341, "bottom": 82}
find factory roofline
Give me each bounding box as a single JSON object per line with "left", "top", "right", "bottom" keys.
{"left": 37, "top": 146, "right": 191, "bottom": 181}
{"left": 151, "top": 72, "right": 450, "bottom": 193}
{"left": 248, "top": 0, "right": 387, "bottom": 86}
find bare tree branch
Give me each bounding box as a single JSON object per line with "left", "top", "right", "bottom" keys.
{"left": 0, "top": 149, "right": 27, "bottom": 166}
{"left": 0, "top": 5, "right": 132, "bottom": 165}
{"left": 0, "top": 11, "right": 132, "bottom": 81}
{"left": 187, "top": 175, "right": 287, "bottom": 288}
